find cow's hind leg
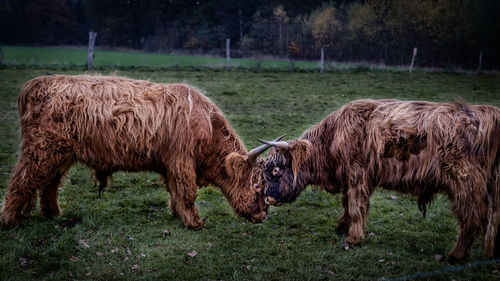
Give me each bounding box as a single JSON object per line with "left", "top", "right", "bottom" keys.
{"left": 161, "top": 175, "right": 178, "bottom": 217}
{"left": 336, "top": 191, "right": 351, "bottom": 234}
{"left": 2, "top": 159, "right": 38, "bottom": 228}
{"left": 448, "top": 178, "right": 488, "bottom": 261}
{"left": 165, "top": 167, "right": 203, "bottom": 230}
{"left": 482, "top": 192, "right": 500, "bottom": 258}
{"left": 2, "top": 135, "right": 73, "bottom": 228}
{"left": 482, "top": 164, "right": 500, "bottom": 258}
{"left": 39, "top": 164, "right": 72, "bottom": 218}
{"left": 495, "top": 223, "right": 500, "bottom": 258}
{"left": 96, "top": 171, "right": 111, "bottom": 197}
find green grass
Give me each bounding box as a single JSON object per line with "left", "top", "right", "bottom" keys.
{"left": 1, "top": 68, "right": 500, "bottom": 280}
{"left": 1, "top": 45, "right": 442, "bottom": 73}
{"left": 1, "top": 45, "right": 323, "bottom": 71}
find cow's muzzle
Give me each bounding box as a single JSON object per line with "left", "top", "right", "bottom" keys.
{"left": 265, "top": 196, "right": 283, "bottom": 207}
{"left": 249, "top": 211, "right": 268, "bottom": 223}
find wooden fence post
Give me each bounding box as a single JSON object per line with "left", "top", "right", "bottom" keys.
{"left": 320, "top": 48, "right": 324, "bottom": 73}
{"left": 476, "top": 51, "right": 483, "bottom": 73}
{"left": 409, "top": 47, "right": 417, "bottom": 73}
{"left": 226, "top": 38, "right": 230, "bottom": 70}
{"left": 88, "top": 31, "right": 97, "bottom": 70}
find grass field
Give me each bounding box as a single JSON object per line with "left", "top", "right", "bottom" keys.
{"left": 0, "top": 66, "right": 500, "bottom": 280}
{"left": 0, "top": 45, "right": 325, "bottom": 71}
{"left": 0, "top": 45, "right": 432, "bottom": 73}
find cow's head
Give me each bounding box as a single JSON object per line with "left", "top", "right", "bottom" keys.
{"left": 258, "top": 138, "right": 312, "bottom": 206}
{"left": 224, "top": 135, "right": 286, "bottom": 222}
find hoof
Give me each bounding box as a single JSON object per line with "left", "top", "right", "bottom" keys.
{"left": 1, "top": 211, "right": 23, "bottom": 230}
{"left": 184, "top": 217, "right": 204, "bottom": 230}
{"left": 2, "top": 218, "right": 20, "bottom": 230}
{"left": 41, "top": 208, "right": 61, "bottom": 218}
{"left": 447, "top": 253, "right": 468, "bottom": 263}
{"left": 335, "top": 223, "right": 350, "bottom": 234}
{"left": 344, "top": 236, "right": 362, "bottom": 246}
{"left": 168, "top": 200, "right": 178, "bottom": 217}
{"left": 186, "top": 222, "right": 203, "bottom": 230}
{"left": 341, "top": 241, "right": 355, "bottom": 250}
{"left": 447, "top": 249, "right": 469, "bottom": 263}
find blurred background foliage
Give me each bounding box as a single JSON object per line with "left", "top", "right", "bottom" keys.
{"left": 0, "top": 0, "right": 499, "bottom": 69}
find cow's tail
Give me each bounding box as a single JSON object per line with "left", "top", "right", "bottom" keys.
{"left": 482, "top": 109, "right": 500, "bottom": 258}
{"left": 17, "top": 76, "right": 48, "bottom": 118}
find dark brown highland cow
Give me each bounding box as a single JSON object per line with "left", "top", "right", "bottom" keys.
{"left": 2, "top": 75, "right": 280, "bottom": 230}
{"left": 260, "top": 99, "right": 500, "bottom": 261}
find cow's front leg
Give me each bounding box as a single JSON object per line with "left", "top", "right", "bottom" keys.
{"left": 166, "top": 168, "right": 203, "bottom": 230}
{"left": 344, "top": 184, "right": 371, "bottom": 246}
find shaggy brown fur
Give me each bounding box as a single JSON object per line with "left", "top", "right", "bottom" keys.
{"left": 262, "top": 99, "right": 500, "bottom": 261}
{"left": 2, "top": 75, "right": 271, "bottom": 230}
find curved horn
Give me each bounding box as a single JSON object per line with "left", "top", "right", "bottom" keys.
{"left": 247, "top": 134, "right": 286, "bottom": 166}
{"left": 256, "top": 139, "right": 290, "bottom": 151}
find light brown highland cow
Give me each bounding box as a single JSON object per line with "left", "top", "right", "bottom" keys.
{"left": 2, "top": 75, "right": 279, "bottom": 229}
{"left": 260, "top": 99, "right": 500, "bottom": 261}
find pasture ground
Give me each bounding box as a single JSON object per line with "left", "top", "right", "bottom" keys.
{"left": 0, "top": 45, "right": 320, "bottom": 71}
{"left": 0, "top": 45, "right": 433, "bottom": 72}
{"left": 0, "top": 67, "right": 499, "bottom": 280}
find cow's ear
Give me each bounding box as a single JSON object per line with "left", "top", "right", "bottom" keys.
{"left": 289, "top": 140, "right": 312, "bottom": 182}
{"left": 225, "top": 152, "right": 248, "bottom": 178}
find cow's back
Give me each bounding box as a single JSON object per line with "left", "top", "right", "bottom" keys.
{"left": 303, "top": 99, "right": 500, "bottom": 190}
{"left": 366, "top": 100, "right": 500, "bottom": 191}
{"left": 18, "top": 75, "right": 216, "bottom": 171}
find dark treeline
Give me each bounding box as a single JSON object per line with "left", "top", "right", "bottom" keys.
{"left": 1, "top": 0, "right": 499, "bottom": 69}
